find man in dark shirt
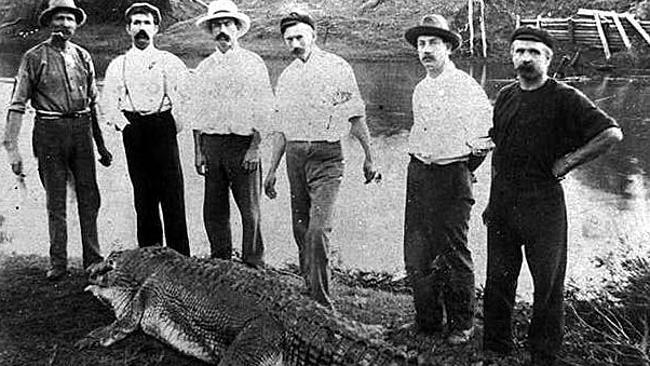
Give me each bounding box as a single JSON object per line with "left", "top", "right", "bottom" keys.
{"left": 482, "top": 27, "right": 623, "bottom": 365}
{"left": 2, "top": 0, "right": 112, "bottom": 281}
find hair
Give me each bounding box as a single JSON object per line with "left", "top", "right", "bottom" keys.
{"left": 128, "top": 8, "right": 160, "bottom": 25}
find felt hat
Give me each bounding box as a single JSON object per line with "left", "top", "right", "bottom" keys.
{"left": 280, "top": 11, "right": 315, "bottom": 34}
{"left": 195, "top": 0, "right": 250, "bottom": 36}
{"left": 125, "top": 2, "right": 162, "bottom": 25}
{"left": 510, "top": 26, "right": 555, "bottom": 50}
{"left": 38, "top": 0, "right": 87, "bottom": 27}
{"left": 404, "top": 14, "right": 461, "bottom": 51}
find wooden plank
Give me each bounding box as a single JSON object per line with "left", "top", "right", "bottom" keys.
{"left": 625, "top": 13, "right": 650, "bottom": 46}
{"left": 606, "top": 11, "right": 632, "bottom": 49}
{"left": 593, "top": 10, "right": 611, "bottom": 59}
{"left": 479, "top": 0, "right": 487, "bottom": 58}
{"left": 468, "top": 0, "right": 474, "bottom": 56}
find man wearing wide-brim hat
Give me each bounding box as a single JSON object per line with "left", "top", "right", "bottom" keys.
{"left": 190, "top": 0, "right": 274, "bottom": 268}
{"left": 100, "top": 2, "right": 192, "bottom": 256}
{"left": 482, "top": 26, "right": 623, "bottom": 365}
{"left": 401, "top": 14, "right": 493, "bottom": 345}
{"left": 3, "top": 0, "right": 113, "bottom": 281}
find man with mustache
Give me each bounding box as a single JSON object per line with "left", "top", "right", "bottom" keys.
{"left": 101, "top": 3, "right": 190, "bottom": 255}
{"left": 401, "top": 14, "right": 492, "bottom": 344}
{"left": 483, "top": 27, "right": 623, "bottom": 365}
{"left": 191, "top": 0, "right": 274, "bottom": 267}
{"left": 264, "top": 11, "right": 378, "bottom": 308}
{"left": 3, "top": 0, "right": 112, "bottom": 280}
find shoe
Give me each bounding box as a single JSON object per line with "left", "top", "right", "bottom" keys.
{"left": 397, "top": 321, "right": 444, "bottom": 336}
{"left": 46, "top": 268, "right": 67, "bottom": 281}
{"left": 447, "top": 326, "right": 474, "bottom": 345}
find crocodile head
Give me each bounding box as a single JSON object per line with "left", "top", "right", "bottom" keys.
{"left": 85, "top": 247, "right": 184, "bottom": 314}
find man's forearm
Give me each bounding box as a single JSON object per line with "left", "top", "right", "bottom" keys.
{"left": 559, "top": 127, "right": 623, "bottom": 175}
{"left": 248, "top": 129, "right": 262, "bottom": 151}
{"left": 3, "top": 110, "right": 24, "bottom": 161}
{"left": 349, "top": 116, "right": 373, "bottom": 161}
{"left": 89, "top": 105, "right": 106, "bottom": 148}
{"left": 267, "top": 132, "right": 286, "bottom": 174}
{"left": 193, "top": 129, "right": 203, "bottom": 156}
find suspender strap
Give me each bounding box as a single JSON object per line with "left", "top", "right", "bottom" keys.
{"left": 121, "top": 55, "right": 171, "bottom": 115}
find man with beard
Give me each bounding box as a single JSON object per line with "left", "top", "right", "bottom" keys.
{"left": 101, "top": 3, "right": 190, "bottom": 255}
{"left": 264, "top": 11, "right": 378, "bottom": 308}
{"left": 191, "top": 0, "right": 274, "bottom": 267}
{"left": 482, "top": 27, "right": 623, "bottom": 365}
{"left": 401, "top": 14, "right": 492, "bottom": 345}
{"left": 3, "top": 0, "right": 112, "bottom": 280}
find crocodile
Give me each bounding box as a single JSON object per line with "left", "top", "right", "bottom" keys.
{"left": 76, "top": 247, "right": 414, "bottom": 365}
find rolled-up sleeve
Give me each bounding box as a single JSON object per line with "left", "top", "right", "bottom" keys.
{"left": 99, "top": 57, "right": 129, "bottom": 130}
{"left": 8, "top": 55, "right": 34, "bottom": 114}
{"left": 331, "top": 60, "right": 365, "bottom": 123}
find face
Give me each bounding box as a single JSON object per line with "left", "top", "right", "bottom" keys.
{"left": 127, "top": 12, "right": 159, "bottom": 50}
{"left": 50, "top": 11, "right": 77, "bottom": 41}
{"left": 283, "top": 23, "right": 315, "bottom": 61}
{"left": 210, "top": 17, "right": 239, "bottom": 52}
{"left": 511, "top": 39, "right": 553, "bottom": 82}
{"left": 417, "top": 35, "right": 451, "bottom": 74}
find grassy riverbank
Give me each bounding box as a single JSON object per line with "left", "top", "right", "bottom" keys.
{"left": 1, "top": 251, "right": 648, "bottom": 365}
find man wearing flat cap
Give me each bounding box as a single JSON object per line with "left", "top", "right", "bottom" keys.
{"left": 401, "top": 14, "right": 492, "bottom": 345}
{"left": 264, "top": 11, "right": 378, "bottom": 308}
{"left": 101, "top": 2, "right": 191, "bottom": 256}
{"left": 190, "top": 0, "right": 274, "bottom": 267}
{"left": 482, "top": 26, "right": 623, "bottom": 365}
{"left": 3, "top": 0, "right": 113, "bottom": 280}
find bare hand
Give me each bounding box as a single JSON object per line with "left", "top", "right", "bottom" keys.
{"left": 242, "top": 148, "right": 260, "bottom": 173}
{"left": 264, "top": 172, "right": 277, "bottom": 199}
{"left": 97, "top": 146, "right": 113, "bottom": 167}
{"left": 551, "top": 156, "right": 571, "bottom": 179}
{"left": 10, "top": 160, "right": 23, "bottom": 176}
{"left": 195, "top": 152, "right": 206, "bottom": 176}
{"left": 363, "top": 158, "right": 381, "bottom": 184}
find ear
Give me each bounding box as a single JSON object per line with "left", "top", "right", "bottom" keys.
{"left": 153, "top": 23, "right": 160, "bottom": 34}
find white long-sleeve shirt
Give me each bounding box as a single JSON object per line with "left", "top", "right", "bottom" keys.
{"left": 274, "top": 47, "right": 366, "bottom": 142}
{"left": 100, "top": 45, "right": 190, "bottom": 131}
{"left": 408, "top": 61, "right": 493, "bottom": 165}
{"left": 189, "top": 45, "right": 274, "bottom": 136}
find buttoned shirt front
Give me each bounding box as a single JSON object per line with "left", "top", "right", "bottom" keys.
{"left": 409, "top": 61, "right": 492, "bottom": 165}
{"left": 189, "top": 45, "right": 274, "bottom": 136}
{"left": 274, "top": 47, "right": 365, "bottom": 142}
{"left": 9, "top": 38, "right": 98, "bottom": 114}
{"left": 101, "top": 45, "right": 190, "bottom": 131}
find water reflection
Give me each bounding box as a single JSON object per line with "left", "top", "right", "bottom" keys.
{"left": 0, "top": 52, "right": 647, "bottom": 296}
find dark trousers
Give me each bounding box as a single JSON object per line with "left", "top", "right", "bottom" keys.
{"left": 33, "top": 115, "right": 103, "bottom": 270}
{"left": 483, "top": 182, "right": 567, "bottom": 365}
{"left": 201, "top": 133, "right": 264, "bottom": 267}
{"left": 286, "top": 141, "right": 344, "bottom": 308}
{"left": 403, "top": 157, "right": 476, "bottom": 332}
{"left": 122, "top": 111, "right": 189, "bottom": 256}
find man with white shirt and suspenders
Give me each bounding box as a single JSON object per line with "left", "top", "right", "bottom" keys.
{"left": 101, "top": 3, "right": 191, "bottom": 255}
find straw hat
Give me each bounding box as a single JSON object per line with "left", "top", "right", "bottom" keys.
{"left": 38, "top": 0, "right": 87, "bottom": 27}
{"left": 404, "top": 14, "right": 462, "bottom": 51}
{"left": 195, "top": 0, "right": 251, "bottom": 36}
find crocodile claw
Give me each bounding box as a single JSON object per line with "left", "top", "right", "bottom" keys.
{"left": 75, "top": 336, "right": 99, "bottom": 350}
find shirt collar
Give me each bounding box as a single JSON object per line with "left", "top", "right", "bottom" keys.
{"left": 425, "top": 61, "right": 456, "bottom": 83}
{"left": 127, "top": 44, "right": 157, "bottom": 56}
{"left": 212, "top": 42, "right": 241, "bottom": 58}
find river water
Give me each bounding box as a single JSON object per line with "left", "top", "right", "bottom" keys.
{"left": 0, "top": 52, "right": 648, "bottom": 299}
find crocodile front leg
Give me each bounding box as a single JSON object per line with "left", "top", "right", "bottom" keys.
{"left": 219, "top": 316, "right": 285, "bottom": 366}
{"left": 76, "top": 286, "right": 144, "bottom": 349}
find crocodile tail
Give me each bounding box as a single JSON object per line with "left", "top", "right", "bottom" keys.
{"left": 281, "top": 306, "right": 413, "bottom": 366}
